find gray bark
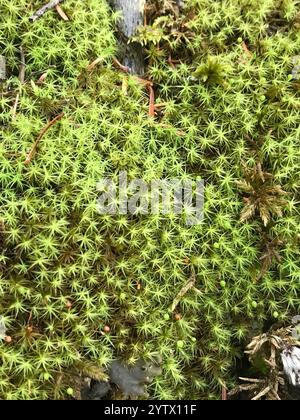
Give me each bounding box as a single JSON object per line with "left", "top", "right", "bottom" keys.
{"left": 110, "top": 0, "right": 146, "bottom": 75}
{"left": 112, "top": 0, "right": 146, "bottom": 38}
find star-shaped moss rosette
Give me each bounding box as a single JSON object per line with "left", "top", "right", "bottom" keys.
{"left": 236, "top": 164, "right": 289, "bottom": 227}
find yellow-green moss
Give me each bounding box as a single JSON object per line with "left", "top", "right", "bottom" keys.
{"left": 0, "top": 0, "right": 299, "bottom": 400}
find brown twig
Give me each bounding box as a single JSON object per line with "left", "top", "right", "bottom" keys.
{"left": 148, "top": 84, "right": 155, "bottom": 117}
{"left": 221, "top": 386, "right": 228, "bottom": 400}
{"left": 112, "top": 58, "right": 130, "bottom": 73}
{"left": 29, "top": 0, "right": 65, "bottom": 22}
{"left": 168, "top": 55, "right": 181, "bottom": 69}
{"left": 168, "top": 55, "right": 176, "bottom": 69}
{"left": 25, "top": 112, "right": 64, "bottom": 164}
{"left": 133, "top": 76, "right": 152, "bottom": 87}
{"left": 131, "top": 76, "right": 156, "bottom": 118}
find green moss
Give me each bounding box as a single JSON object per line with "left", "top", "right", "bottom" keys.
{"left": 0, "top": 0, "right": 299, "bottom": 400}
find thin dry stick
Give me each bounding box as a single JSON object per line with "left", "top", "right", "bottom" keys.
{"left": 131, "top": 76, "right": 155, "bottom": 117}
{"left": 252, "top": 386, "right": 271, "bottom": 400}
{"left": 25, "top": 112, "right": 64, "bottom": 164}
{"left": 112, "top": 57, "right": 130, "bottom": 73}
{"left": 148, "top": 84, "right": 155, "bottom": 117}
{"left": 29, "top": 0, "right": 65, "bottom": 22}
{"left": 171, "top": 269, "right": 196, "bottom": 312}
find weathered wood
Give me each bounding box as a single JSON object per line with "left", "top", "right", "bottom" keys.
{"left": 110, "top": 0, "right": 146, "bottom": 75}
{"left": 0, "top": 56, "right": 6, "bottom": 80}
{"left": 112, "top": 0, "right": 146, "bottom": 38}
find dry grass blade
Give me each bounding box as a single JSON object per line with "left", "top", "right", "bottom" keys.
{"left": 55, "top": 4, "right": 69, "bottom": 21}
{"left": 11, "top": 93, "right": 20, "bottom": 120}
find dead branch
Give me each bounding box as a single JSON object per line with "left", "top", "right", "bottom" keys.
{"left": 239, "top": 377, "right": 264, "bottom": 384}
{"left": 112, "top": 57, "right": 130, "bottom": 73}
{"left": 252, "top": 386, "right": 271, "bottom": 400}
{"left": 148, "top": 83, "right": 155, "bottom": 117}
{"left": 25, "top": 112, "right": 64, "bottom": 165}
{"left": 29, "top": 0, "right": 65, "bottom": 22}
